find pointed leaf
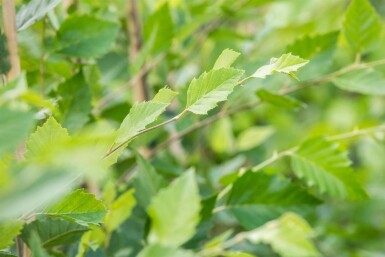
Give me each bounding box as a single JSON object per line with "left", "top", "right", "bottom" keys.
{"left": 252, "top": 53, "right": 309, "bottom": 79}
{"left": 342, "top": 0, "right": 382, "bottom": 52}
{"left": 148, "top": 170, "right": 201, "bottom": 247}
{"left": 333, "top": 69, "right": 385, "bottom": 95}
{"left": 44, "top": 189, "right": 107, "bottom": 225}
{"left": 25, "top": 117, "right": 70, "bottom": 160}
{"left": 291, "top": 137, "right": 367, "bottom": 199}
{"left": 16, "top": 0, "right": 61, "bottom": 31}
{"left": 104, "top": 189, "right": 136, "bottom": 233}
{"left": 0, "top": 220, "right": 24, "bottom": 249}
{"left": 213, "top": 49, "right": 240, "bottom": 70}
{"left": 186, "top": 68, "right": 244, "bottom": 115}
{"left": 153, "top": 87, "right": 178, "bottom": 104}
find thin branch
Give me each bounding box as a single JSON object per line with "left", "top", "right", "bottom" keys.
{"left": 151, "top": 58, "right": 385, "bottom": 154}
{"left": 2, "top": 0, "right": 21, "bottom": 80}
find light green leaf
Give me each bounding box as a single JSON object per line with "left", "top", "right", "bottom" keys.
{"left": 186, "top": 68, "right": 244, "bottom": 115}
{"left": 75, "top": 226, "right": 105, "bottom": 257}
{"left": 0, "top": 220, "right": 24, "bottom": 249}
{"left": 29, "top": 232, "right": 52, "bottom": 257}
{"left": 223, "top": 252, "right": 257, "bottom": 257}
{"left": 104, "top": 189, "right": 136, "bottom": 233}
{"left": 256, "top": 89, "right": 306, "bottom": 110}
{"left": 227, "top": 171, "right": 320, "bottom": 229}
{"left": 236, "top": 126, "right": 274, "bottom": 151}
{"left": 152, "top": 87, "right": 178, "bottom": 104}
{"left": 0, "top": 107, "right": 35, "bottom": 158}
{"left": 21, "top": 217, "right": 88, "bottom": 247}
{"left": 246, "top": 213, "right": 318, "bottom": 257}
{"left": 342, "top": 0, "right": 382, "bottom": 52}
{"left": 333, "top": 69, "right": 385, "bottom": 95}
{"left": 213, "top": 49, "right": 240, "bottom": 70}
{"left": 16, "top": 0, "right": 61, "bottom": 31}
{"left": 148, "top": 170, "right": 201, "bottom": 247}
{"left": 44, "top": 189, "right": 107, "bottom": 225}
{"left": 252, "top": 53, "right": 309, "bottom": 79}
{"left": 58, "top": 73, "right": 92, "bottom": 132}
{"left": 133, "top": 154, "right": 167, "bottom": 208}
{"left": 115, "top": 102, "right": 168, "bottom": 145}
{"left": 291, "top": 137, "right": 367, "bottom": 199}
{"left": 208, "top": 117, "right": 234, "bottom": 154}
{"left": 25, "top": 117, "right": 70, "bottom": 160}
{"left": 137, "top": 244, "right": 197, "bottom": 257}
{"left": 56, "top": 15, "right": 119, "bottom": 58}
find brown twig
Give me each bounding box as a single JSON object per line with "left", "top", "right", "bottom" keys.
{"left": 2, "top": 0, "right": 21, "bottom": 80}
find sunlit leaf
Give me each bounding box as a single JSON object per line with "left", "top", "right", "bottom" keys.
{"left": 186, "top": 68, "right": 244, "bottom": 114}
{"left": 213, "top": 49, "right": 240, "bottom": 70}
{"left": 137, "top": 244, "right": 197, "bottom": 257}
{"left": 333, "top": 69, "right": 385, "bottom": 95}
{"left": 148, "top": 170, "right": 201, "bottom": 247}
{"left": 0, "top": 220, "right": 24, "bottom": 249}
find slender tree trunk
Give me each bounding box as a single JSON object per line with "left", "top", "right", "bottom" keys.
{"left": 127, "top": 0, "right": 149, "bottom": 102}
{"left": 2, "top": 0, "right": 20, "bottom": 80}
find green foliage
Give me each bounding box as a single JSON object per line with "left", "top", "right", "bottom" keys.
{"left": 56, "top": 15, "right": 119, "bottom": 58}
{"left": 342, "top": 0, "right": 382, "bottom": 52}
{"left": 186, "top": 68, "right": 244, "bottom": 114}
{"left": 0, "top": 220, "right": 24, "bottom": 249}
{"left": 291, "top": 137, "right": 367, "bottom": 200}
{"left": 252, "top": 53, "right": 309, "bottom": 80}
{"left": 2, "top": 0, "right": 385, "bottom": 256}
{"left": 44, "top": 189, "right": 107, "bottom": 225}
{"left": 148, "top": 171, "right": 201, "bottom": 247}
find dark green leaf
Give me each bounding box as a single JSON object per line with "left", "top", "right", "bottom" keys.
{"left": 257, "top": 89, "right": 306, "bottom": 110}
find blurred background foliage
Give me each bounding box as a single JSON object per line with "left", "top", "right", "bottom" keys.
{"left": 1, "top": 0, "right": 385, "bottom": 256}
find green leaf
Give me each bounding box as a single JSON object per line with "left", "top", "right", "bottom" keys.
{"left": 115, "top": 102, "right": 168, "bottom": 145}
{"left": 213, "top": 49, "right": 240, "bottom": 70}
{"left": 0, "top": 252, "right": 17, "bottom": 257}
{"left": 0, "top": 220, "right": 24, "bottom": 249}
{"left": 333, "top": 69, "right": 385, "bottom": 95}
{"left": 104, "top": 189, "right": 136, "bottom": 233}
{"left": 246, "top": 213, "right": 318, "bottom": 257}
{"left": 137, "top": 244, "right": 197, "bottom": 257}
{"left": 208, "top": 117, "right": 234, "bottom": 154}
{"left": 186, "top": 68, "right": 244, "bottom": 115}
{"left": 29, "top": 232, "right": 52, "bottom": 257}
{"left": 291, "top": 137, "right": 367, "bottom": 200}
{"left": 148, "top": 170, "right": 201, "bottom": 247}
{"left": 44, "top": 189, "right": 107, "bottom": 225}
{"left": 143, "top": 3, "right": 174, "bottom": 53}
{"left": 0, "top": 107, "right": 35, "bottom": 158}
{"left": 236, "top": 126, "right": 274, "bottom": 151}
{"left": 21, "top": 217, "right": 88, "bottom": 248}
{"left": 58, "top": 73, "right": 92, "bottom": 132}
{"left": 223, "top": 252, "right": 256, "bottom": 257}
{"left": 133, "top": 154, "right": 167, "bottom": 208}
{"left": 342, "top": 0, "right": 382, "bottom": 52}
{"left": 16, "top": 0, "right": 61, "bottom": 31}
{"left": 227, "top": 171, "right": 320, "bottom": 229}
{"left": 256, "top": 89, "right": 306, "bottom": 110}
{"left": 252, "top": 53, "right": 309, "bottom": 79}
{"left": 152, "top": 87, "right": 178, "bottom": 104}
{"left": 56, "top": 15, "right": 119, "bottom": 58}
{"left": 75, "top": 226, "right": 105, "bottom": 257}
{"left": 25, "top": 117, "right": 70, "bottom": 160}
{"left": 286, "top": 31, "right": 339, "bottom": 59}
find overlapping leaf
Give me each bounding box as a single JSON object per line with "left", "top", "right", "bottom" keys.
{"left": 291, "top": 137, "right": 367, "bottom": 199}
{"left": 44, "top": 189, "right": 107, "bottom": 225}
{"left": 333, "top": 69, "right": 385, "bottom": 95}
{"left": 226, "top": 171, "right": 320, "bottom": 229}
{"left": 257, "top": 89, "right": 306, "bottom": 110}
{"left": 342, "top": 0, "right": 382, "bottom": 52}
